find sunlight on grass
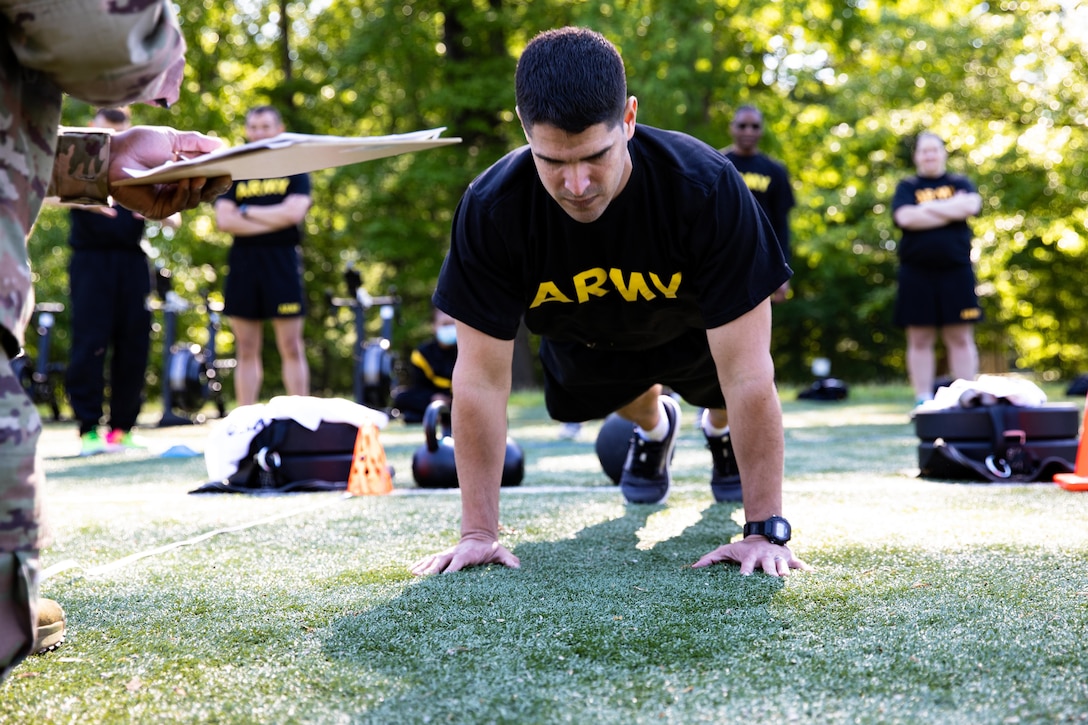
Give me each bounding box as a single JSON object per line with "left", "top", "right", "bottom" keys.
{"left": 8, "top": 387, "right": 1088, "bottom": 723}
{"left": 530, "top": 450, "right": 602, "bottom": 475}
{"left": 634, "top": 501, "right": 714, "bottom": 551}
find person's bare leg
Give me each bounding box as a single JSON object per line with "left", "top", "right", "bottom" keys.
{"left": 906, "top": 325, "right": 938, "bottom": 401}
{"left": 616, "top": 389, "right": 729, "bottom": 433}
{"left": 705, "top": 408, "right": 729, "bottom": 431}
{"left": 942, "top": 323, "right": 979, "bottom": 382}
{"left": 272, "top": 316, "right": 309, "bottom": 396}
{"left": 230, "top": 317, "right": 264, "bottom": 406}
{"left": 616, "top": 385, "right": 664, "bottom": 430}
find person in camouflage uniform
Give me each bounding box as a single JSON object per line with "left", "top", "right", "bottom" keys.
{"left": 0, "top": 1, "right": 229, "bottom": 681}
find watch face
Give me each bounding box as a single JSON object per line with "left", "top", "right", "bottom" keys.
{"left": 769, "top": 519, "right": 790, "bottom": 542}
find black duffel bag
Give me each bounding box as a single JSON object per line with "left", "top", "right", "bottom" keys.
{"left": 191, "top": 419, "right": 361, "bottom": 494}
{"left": 917, "top": 402, "right": 1077, "bottom": 483}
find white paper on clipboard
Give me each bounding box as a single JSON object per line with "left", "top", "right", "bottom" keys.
{"left": 113, "top": 128, "right": 461, "bottom": 186}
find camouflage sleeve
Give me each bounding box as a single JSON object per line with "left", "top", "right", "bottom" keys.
{"left": 47, "top": 128, "right": 112, "bottom": 205}
{"left": 0, "top": 0, "right": 185, "bottom": 107}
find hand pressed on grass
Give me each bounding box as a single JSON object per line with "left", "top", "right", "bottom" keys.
{"left": 691, "top": 538, "right": 813, "bottom": 577}
{"left": 410, "top": 535, "right": 520, "bottom": 575}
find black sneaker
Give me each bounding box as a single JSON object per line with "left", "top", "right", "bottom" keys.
{"left": 619, "top": 395, "right": 680, "bottom": 504}
{"left": 707, "top": 429, "right": 742, "bottom": 502}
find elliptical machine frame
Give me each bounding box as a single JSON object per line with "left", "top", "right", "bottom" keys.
{"left": 11, "top": 301, "right": 66, "bottom": 421}
{"left": 327, "top": 265, "right": 400, "bottom": 412}
{"left": 154, "top": 265, "right": 234, "bottom": 426}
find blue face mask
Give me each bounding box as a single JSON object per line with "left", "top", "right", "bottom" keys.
{"left": 436, "top": 324, "right": 457, "bottom": 346}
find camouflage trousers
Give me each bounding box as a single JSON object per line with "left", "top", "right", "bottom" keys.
{"left": 0, "top": 352, "right": 43, "bottom": 681}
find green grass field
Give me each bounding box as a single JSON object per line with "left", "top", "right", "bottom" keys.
{"left": 3, "top": 385, "right": 1088, "bottom": 723}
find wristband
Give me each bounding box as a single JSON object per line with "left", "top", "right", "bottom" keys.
{"left": 50, "top": 129, "right": 113, "bottom": 205}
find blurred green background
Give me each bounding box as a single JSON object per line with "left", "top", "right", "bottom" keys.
{"left": 26, "top": 0, "right": 1088, "bottom": 411}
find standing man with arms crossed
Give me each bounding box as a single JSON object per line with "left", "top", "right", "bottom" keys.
{"left": 411, "top": 27, "right": 810, "bottom": 579}
{"left": 892, "top": 132, "right": 982, "bottom": 406}
{"left": 721, "top": 105, "right": 795, "bottom": 303}
{"left": 0, "top": 0, "right": 229, "bottom": 680}
{"left": 214, "top": 106, "right": 312, "bottom": 406}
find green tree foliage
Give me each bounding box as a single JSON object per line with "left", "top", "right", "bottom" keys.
{"left": 24, "top": 0, "right": 1088, "bottom": 410}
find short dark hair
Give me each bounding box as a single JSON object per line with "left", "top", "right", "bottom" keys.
{"left": 732, "top": 105, "right": 762, "bottom": 120}
{"left": 515, "top": 27, "right": 627, "bottom": 134}
{"left": 94, "top": 107, "right": 130, "bottom": 125}
{"left": 246, "top": 105, "right": 283, "bottom": 124}
{"left": 914, "top": 131, "right": 945, "bottom": 151}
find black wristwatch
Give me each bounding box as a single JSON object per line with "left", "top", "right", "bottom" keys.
{"left": 743, "top": 515, "right": 791, "bottom": 545}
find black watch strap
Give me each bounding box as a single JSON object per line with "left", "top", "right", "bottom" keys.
{"left": 743, "top": 515, "right": 791, "bottom": 545}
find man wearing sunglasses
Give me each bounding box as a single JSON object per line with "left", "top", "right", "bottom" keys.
{"left": 721, "top": 106, "right": 796, "bottom": 303}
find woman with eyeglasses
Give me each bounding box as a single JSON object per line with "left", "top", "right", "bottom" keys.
{"left": 891, "top": 132, "right": 983, "bottom": 407}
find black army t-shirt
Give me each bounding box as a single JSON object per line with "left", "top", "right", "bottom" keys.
{"left": 435, "top": 125, "right": 790, "bottom": 351}
{"left": 222, "top": 173, "right": 312, "bottom": 247}
{"left": 892, "top": 172, "right": 976, "bottom": 268}
{"left": 723, "top": 150, "right": 794, "bottom": 262}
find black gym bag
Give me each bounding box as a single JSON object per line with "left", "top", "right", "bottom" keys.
{"left": 915, "top": 402, "right": 1078, "bottom": 483}
{"left": 191, "top": 419, "right": 362, "bottom": 494}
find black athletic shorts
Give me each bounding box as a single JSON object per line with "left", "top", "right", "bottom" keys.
{"left": 893, "top": 263, "right": 982, "bottom": 328}
{"left": 224, "top": 244, "right": 305, "bottom": 319}
{"left": 540, "top": 328, "right": 726, "bottom": 422}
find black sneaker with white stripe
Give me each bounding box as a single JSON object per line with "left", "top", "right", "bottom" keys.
{"left": 619, "top": 395, "right": 680, "bottom": 504}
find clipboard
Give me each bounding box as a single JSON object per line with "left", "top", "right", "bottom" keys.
{"left": 113, "top": 128, "right": 461, "bottom": 186}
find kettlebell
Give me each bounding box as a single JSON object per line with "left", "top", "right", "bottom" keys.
{"left": 595, "top": 413, "right": 636, "bottom": 484}
{"left": 412, "top": 400, "right": 525, "bottom": 488}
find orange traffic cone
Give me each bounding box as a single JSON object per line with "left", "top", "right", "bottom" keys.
{"left": 347, "top": 421, "right": 393, "bottom": 495}
{"left": 1054, "top": 393, "right": 1088, "bottom": 488}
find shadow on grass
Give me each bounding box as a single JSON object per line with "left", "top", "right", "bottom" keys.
{"left": 320, "top": 501, "right": 787, "bottom": 720}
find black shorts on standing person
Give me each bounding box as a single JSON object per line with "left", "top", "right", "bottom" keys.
{"left": 893, "top": 263, "right": 981, "bottom": 328}
{"left": 223, "top": 244, "right": 306, "bottom": 320}
{"left": 221, "top": 172, "right": 310, "bottom": 321}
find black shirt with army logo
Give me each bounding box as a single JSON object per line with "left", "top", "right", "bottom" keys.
{"left": 435, "top": 125, "right": 790, "bottom": 352}
{"left": 722, "top": 150, "right": 795, "bottom": 263}
{"left": 892, "top": 172, "right": 976, "bottom": 268}
{"left": 222, "top": 173, "right": 312, "bottom": 247}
